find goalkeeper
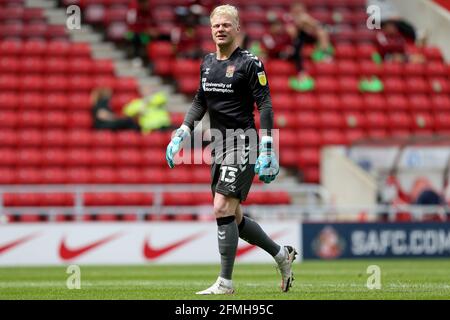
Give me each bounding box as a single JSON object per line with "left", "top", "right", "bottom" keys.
{"left": 166, "top": 5, "right": 297, "bottom": 295}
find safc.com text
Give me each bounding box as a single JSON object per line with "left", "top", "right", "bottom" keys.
{"left": 351, "top": 229, "right": 450, "bottom": 256}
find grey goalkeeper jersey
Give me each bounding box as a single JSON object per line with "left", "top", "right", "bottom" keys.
{"left": 183, "top": 47, "right": 274, "bottom": 136}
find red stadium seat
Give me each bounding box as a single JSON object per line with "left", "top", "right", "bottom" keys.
{"left": 271, "top": 94, "right": 294, "bottom": 111}
{"left": 22, "top": 40, "right": 47, "bottom": 57}
{"left": 45, "top": 58, "right": 68, "bottom": 74}
{"left": 265, "top": 60, "right": 296, "bottom": 76}
{"left": 340, "top": 94, "right": 363, "bottom": 111}
{"left": 177, "top": 76, "right": 198, "bottom": 95}
{"left": 70, "top": 42, "right": 91, "bottom": 57}
{"left": 68, "top": 58, "right": 93, "bottom": 74}
{"left": 91, "top": 130, "right": 116, "bottom": 147}
{"left": 67, "top": 148, "right": 92, "bottom": 166}
{"left": 412, "top": 113, "right": 434, "bottom": 132}
{"left": 141, "top": 168, "right": 168, "bottom": 184}
{"left": 44, "top": 111, "right": 69, "bottom": 128}
{"left": 382, "top": 62, "right": 403, "bottom": 76}
{"left": 293, "top": 93, "right": 318, "bottom": 110}
{"left": 315, "top": 77, "right": 338, "bottom": 93}
{"left": 383, "top": 77, "right": 406, "bottom": 94}
{"left": 0, "top": 57, "right": 19, "bottom": 73}
{"left": 297, "top": 130, "right": 321, "bottom": 147}
{"left": 337, "top": 60, "right": 359, "bottom": 76}
{"left": 404, "top": 63, "right": 425, "bottom": 77}
{"left": 68, "top": 93, "right": 91, "bottom": 110}
{"left": 0, "top": 168, "right": 17, "bottom": 184}
{"left": 319, "top": 112, "right": 345, "bottom": 129}
{"left": 0, "top": 130, "right": 18, "bottom": 147}
{"left": 405, "top": 77, "right": 428, "bottom": 93}
{"left": 0, "top": 111, "right": 18, "bottom": 128}
{"left": 16, "top": 168, "right": 42, "bottom": 184}
{"left": 0, "top": 93, "right": 19, "bottom": 110}
{"left": 274, "top": 112, "right": 298, "bottom": 129}
{"left": 116, "top": 149, "right": 142, "bottom": 166}
{"left": 116, "top": 168, "right": 142, "bottom": 184}
{"left": 45, "top": 93, "right": 69, "bottom": 110}
{"left": 0, "top": 75, "right": 19, "bottom": 91}
{"left": 147, "top": 41, "right": 175, "bottom": 60}
{"left": 386, "top": 94, "right": 408, "bottom": 111}
{"left": 163, "top": 192, "right": 195, "bottom": 206}
{"left": 41, "top": 167, "right": 67, "bottom": 184}
{"left": 0, "top": 40, "right": 23, "bottom": 56}
{"left": 46, "top": 41, "right": 70, "bottom": 57}
{"left": 45, "top": 75, "right": 69, "bottom": 92}
{"left": 314, "top": 63, "right": 337, "bottom": 76}
{"left": 408, "top": 95, "right": 431, "bottom": 111}
{"left": 66, "top": 168, "right": 92, "bottom": 184}
{"left": 318, "top": 94, "right": 340, "bottom": 110}
{"left": 297, "top": 111, "right": 319, "bottom": 129}
{"left": 67, "top": 130, "right": 92, "bottom": 147}
{"left": 91, "top": 167, "right": 117, "bottom": 184}
{"left": 366, "top": 112, "right": 388, "bottom": 129}
{"left": 93, "top": 59, "right": 114, "bottom": 75}
{"left": 142, "top": 149, "right": 166, "bottom": 166}
{"left": 18, "top": 130, "right": 43, "bottom": 147}
{"left": 191, "top": 168, "right": 210, "bottom": 183}
{"left": 42, "top": 129, "right": 67, "bottom": 147}
{"left": 298, "top": 148, "right": 320, "bottom": 166}
{"left": 344, "top": 112, "right": 366, "bottom": 130}
{"left": 338, "top": 76, "right": 359, "bottom": 93}
{"left": 69, "top": 112, "right": 92, "bottom": 128}
{"left": 280, "top": 130, "right": 298, "bottom": 148}
{"left": 432, "top": 95, "right": 450, "bottom": 111}
{"left": 334, "top": 44, "right": 356, "bottom": 59}
{"left": 42, "top": 148, "right": 67, "bottom": 166}
{"left": 388, "top": 112, "right": 412, "bottom": 130}
{"left": 0, "top": 148, "right": 17, "bottom": 166}
{"left": 346, "top": 129, "right": 366, "bottom": 143}
{"left": 321, "top": 130, "right": 347, "bottom": 145}
{"left": 115, "top": 130, "right": 141, "bottom": 147}
{"left": 91, "top": 148, "right": 116, "bottom": 166}
{"left": 434, "top": 113, "right": 450, "bottom": 130}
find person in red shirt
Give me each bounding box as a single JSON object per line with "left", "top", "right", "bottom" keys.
{"left": 126, "top": 0, "right": 160, "bottom": 63}
{"left": 261, "top": 15, "right": 293, "bottom": 60}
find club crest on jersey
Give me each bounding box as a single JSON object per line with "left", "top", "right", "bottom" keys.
{"left": 257, "top": 71, "right": 267, "bottom": 86}
{"left": 225, "top": 65, "right": 235, "bottom": 78}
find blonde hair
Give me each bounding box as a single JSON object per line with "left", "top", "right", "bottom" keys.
{"left": 210, "top": 5, "right": 240, "bottom": 27}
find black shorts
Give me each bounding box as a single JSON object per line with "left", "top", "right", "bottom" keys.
{"left": 210, "top": 136, "right": 258, "bottom": 202}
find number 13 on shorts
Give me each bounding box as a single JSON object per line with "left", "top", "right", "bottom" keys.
{"left": 219, "top": 166, "right": 238, "bottom": 183}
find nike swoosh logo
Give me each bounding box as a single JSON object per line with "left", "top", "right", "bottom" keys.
{"left": 59, "top": 232, "right": 122, "bottom": 260}
{"left": 0, "top": 233, "right": 39, "bottom": 255}
{"left": 237, "top": 230, "right": 287, "bottom": 258}
{"left": 143, "top": 231, "right": 205, "bottom": 260}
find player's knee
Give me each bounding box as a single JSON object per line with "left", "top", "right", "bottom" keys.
{"left": 213, "top": 205, "right": 234, "bottom": 218}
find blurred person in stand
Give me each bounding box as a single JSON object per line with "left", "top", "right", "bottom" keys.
{"left": 91, "top": 87, "right": 140, "bottom": 131}
{"left": 126, "top": 0, "right": 162, "bottom": 66}
{"left": 261, "top": 12, "right": 293, "bottom": 60}
{"left": 122, "top": 90, "right": 172, "bottom": 134}
{"left": 171, "top": 3, "right": 205, "bottom": 59}
{"left": 285, "top": 2, "right": 333, "bottom": 92}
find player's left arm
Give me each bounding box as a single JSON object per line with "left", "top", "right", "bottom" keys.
{"left": 247, "top": 58, "right": 279, "bottom": 183}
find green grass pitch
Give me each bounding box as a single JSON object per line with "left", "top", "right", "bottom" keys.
{"left": 1, "top": 259, "right": 449, "bottom": 299}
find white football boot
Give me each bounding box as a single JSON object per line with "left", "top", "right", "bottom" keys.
{"left": 277, "top": 246, "right": 298, "bottom": 292}
{"left": 196, "top": 276, "right": 235, "bottom": 295}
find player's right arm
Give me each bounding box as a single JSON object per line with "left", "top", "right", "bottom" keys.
{"left": 166, "top": 61, "right": 208, "bottom": 168}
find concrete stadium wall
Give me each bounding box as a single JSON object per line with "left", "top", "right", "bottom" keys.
{"left": 321, "top": 147, "right": 377, "bottom": 214}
